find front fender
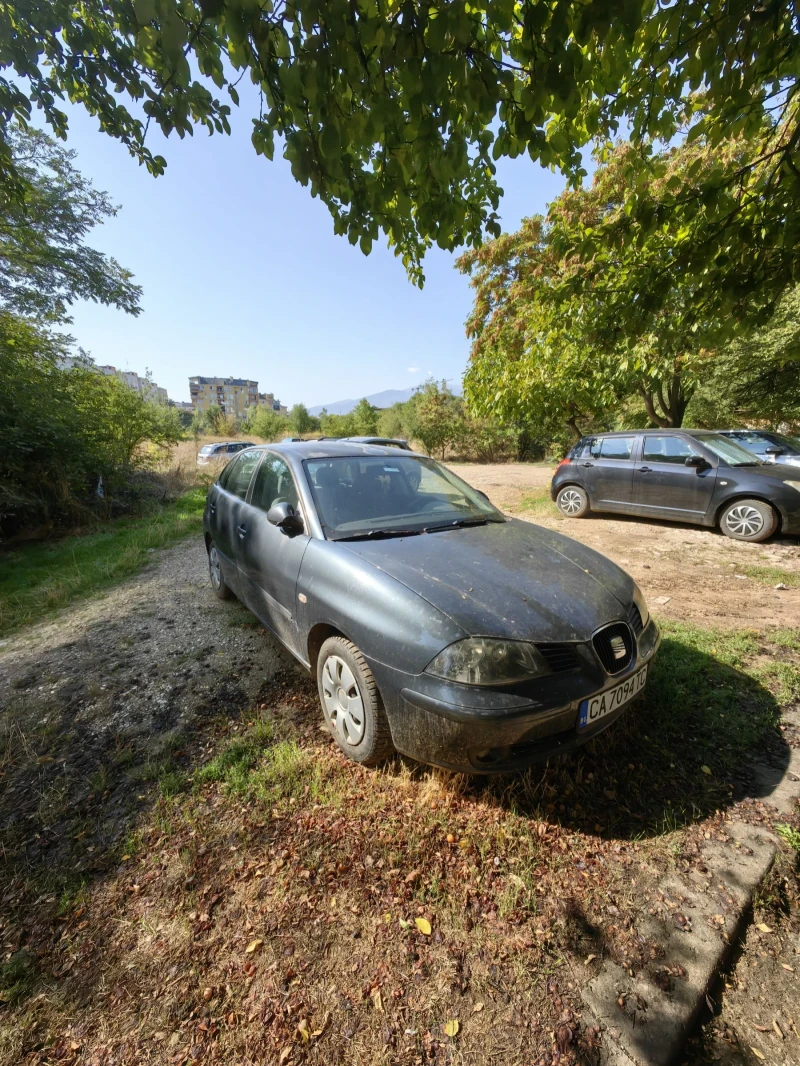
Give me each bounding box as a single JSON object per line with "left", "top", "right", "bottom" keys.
{"left": 296, "top": 540, "right": 466, "bottom": 674}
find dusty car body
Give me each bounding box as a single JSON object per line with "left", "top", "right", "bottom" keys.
{"left": 203, "top": 442, "right": 658, "bottom": 772}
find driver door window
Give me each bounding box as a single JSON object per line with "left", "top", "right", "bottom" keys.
{"left": 250, "top": 455, "right": 300, "bottom": 513}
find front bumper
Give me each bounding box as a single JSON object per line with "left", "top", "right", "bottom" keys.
{"left": 372, "top": 619, "right": 660, "bottom": 773}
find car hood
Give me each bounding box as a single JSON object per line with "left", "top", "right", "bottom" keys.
{"left": 339, "top": 518, "right": 635, "bottom": 642}
{"left": 732, "top": 463, "right": 800, "bottom": 482}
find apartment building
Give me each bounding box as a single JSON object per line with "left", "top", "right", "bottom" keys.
{"left": 57, "top": 356, "right": 169, "bottom": 403}
{"left": 257, "top": 392, "right": 289, "bottom": 416}
{"left": 189, "top": 376, "right": 259, "bottom": 418}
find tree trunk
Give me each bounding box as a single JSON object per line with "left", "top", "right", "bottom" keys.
{"left": 639, "top": 372, "right": 695, "bottom": 427}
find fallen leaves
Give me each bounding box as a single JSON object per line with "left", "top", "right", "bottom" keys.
{"left": 701, "top": 765, "right": 712, "bottom": 776}
{"left": 414, "top": 917, "right": 431, "bottom": 936}
{"left": 750, "top": 1047, "right": 765, "bottom": 1060}
{"left": 245, "top": 938, "right": 263, "bottom": 953}
{"left": 755, "top": 923, "right": 772, "bottom": 934}
{"left": 444, "top": 1019, "right": 460, "bottom": 1037}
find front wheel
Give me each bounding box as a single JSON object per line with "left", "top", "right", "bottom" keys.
{"left": 556, "top": 485, "right": 590, "bottom": 518}
{"left": 719, "top": 499, "right": 778, "bottom": 542}
{"left": 317, "top": 637, "right": 395, "bottom": 766}
{"left": 208, "top": 541, "right": 234, "bottom": 599}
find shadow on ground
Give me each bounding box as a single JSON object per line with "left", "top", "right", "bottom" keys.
{"left": 468, "top": 632, "right": 791, "bottom": 839}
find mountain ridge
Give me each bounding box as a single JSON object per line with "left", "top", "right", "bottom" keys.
{"left": 308, "top": 383, "right": 461, "bottom": 416}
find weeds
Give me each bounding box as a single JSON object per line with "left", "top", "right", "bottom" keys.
{"left": 0, "top": 488, "right": 206, "bottom": 635}
{"left": 776, "top": 824, "right": 800, "bottom": 852}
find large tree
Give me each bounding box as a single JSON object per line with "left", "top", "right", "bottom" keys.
{"left": 458, "top": 139, "right": 761, "bottom": 432}
{"left": 0, "top": 127, "right": 141, "bottom": 321}
{"left": 1, "top": 1, "right": 796, "bottom": 295}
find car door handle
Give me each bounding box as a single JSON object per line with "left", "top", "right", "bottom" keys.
{"left": 237, "top": 524, "right": 247, "bottom": 539}
{"left": 208, "top": 502, "right": 216, "bottom": 515}
{"left": 638, "top": 466, "right": 651, "bottom": 473}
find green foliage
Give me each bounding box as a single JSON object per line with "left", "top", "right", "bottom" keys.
{"left": 319, "top": 398, "right": 380, "bottom": 438}
{"left": 3, "top": 2, "right": 796, "bottom": 292}
{"left": 0, "top": 127, "right": 141, "bottom": 322}
{"left": 411, "top": 379, "right": 467, "bottom": 458}
{"left": 351, "top": 398, "right": 379, "bottom": 436}
{"left": 0, "top": 315, "right": 183, "bottom": 535}
{"left": 244, "top": 405, "right": 289, "bottom": 441}
{"left": 687, "top": 286, "right": 800, "bottom": 430}
{"left": 458, "top": 138, "right": 797, "bottom": 434}
{"left": 319, "top": 410, "right": 358, "bottom": 437}
{"left": 287, "top": 403, "right": 319, "bottom": 436}
{"left": 0, "top": 488, "right": 205, "bottom": 635}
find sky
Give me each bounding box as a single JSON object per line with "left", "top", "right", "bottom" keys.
{"left": 59, "top": 98, "right": 570, "bottom": 409}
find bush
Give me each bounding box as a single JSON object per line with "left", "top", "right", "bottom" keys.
{"left": 0, "top": 315, "right": 183, "bottom": 536}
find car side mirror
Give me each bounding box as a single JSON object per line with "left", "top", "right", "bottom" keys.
{"left": 267, "top": 502, "right": 304, "bottom": 534}
{"left": 684, "top": 455, "right": 707, "bottom": 468}
{"left": 476, "top": 489, "right": 490, "bottom": 501}
{"left": 764, "top": 446, "right": 784, "bottom": 456}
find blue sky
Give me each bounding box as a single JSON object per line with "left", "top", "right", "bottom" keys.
{"left": 60, "top": 101, "right": 569, "bottom": 408}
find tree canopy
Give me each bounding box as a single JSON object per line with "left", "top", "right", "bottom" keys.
{"left": 2, "top": 1, "right": 796, "bottom": 290}
{"left": 0, "top": 127, "right": 141, "bottom": 321}
{"left": 458, "top": 138, "right": 786, "bottom": 433}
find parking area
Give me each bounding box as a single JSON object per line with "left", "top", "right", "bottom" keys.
{"left": 0, "top": 462, "right": 798, "bottom": 1066}
{"left": 454, "top": 462, "right": 800, "bottom": 629}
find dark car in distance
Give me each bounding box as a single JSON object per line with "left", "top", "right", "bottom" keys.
{"left": 203, "top": 442, "right": 659, "bottom": 773}
{"left": 551, "top": 429, "right": 800, "bottom": 542}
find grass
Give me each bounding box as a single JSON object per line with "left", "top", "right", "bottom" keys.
{"left": 0, "top": 487, "right": 206, "bottom": 636}
{"left": 1, "top": 617, "right": 798, "bottom": 1064}
{"left": 737, "top": 563, "right": 799, "bottom": 588}
{"left": 520, "top": 487, "right": 561, "bottom": 518}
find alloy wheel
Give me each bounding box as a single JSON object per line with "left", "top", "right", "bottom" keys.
{"left": 724, "top": 504, "right": 764, "bottom": 538}
{"left": 209, "top": 545, "right": 222, "bottom": 589}
{"left": 559, "top": 489, "right": 584, "bottom": 515}
{"left": 321, "top": 655, "right": 365, "bottom": 746}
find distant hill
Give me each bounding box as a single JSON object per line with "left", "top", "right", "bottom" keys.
{"left": 309, "top": 383, "right": 461, "bottom": 416}
{"left": 308, "top": 388, "right": 416, "bottom": 416}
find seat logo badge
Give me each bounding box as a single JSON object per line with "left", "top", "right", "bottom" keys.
{"left": 610, "top": 635, "right": 627, "bottom": 660}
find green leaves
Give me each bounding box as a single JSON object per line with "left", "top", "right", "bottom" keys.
{"left": 0, "top": 1, "right": 797, "bottom": 288}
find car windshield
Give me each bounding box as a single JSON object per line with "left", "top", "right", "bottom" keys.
{"left": 304, "top": 456, "right": 504, "bottom": 539}
{"left": 698, "top": 434, "right": 766, "bottom": 466}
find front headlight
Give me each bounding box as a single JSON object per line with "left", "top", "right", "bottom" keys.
{"left": 785, "top": 480, "right": 800, "bottom": 492}
{"left": 632, "top": 582, "right": 650, "bottom": 628}
{"left": 425, "top": 638, "right": 549, "bottom": 686}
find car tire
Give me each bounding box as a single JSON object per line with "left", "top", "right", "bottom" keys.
{"left": 556, "top": 485, "right": 590, "bottom": 518}
{"left": 719, "top": 498, "right": 778, "bottom": 542}
{"left": 208, "top": 541, "right": 234, "bottom": 599}
{"left": 317, "top": 636, "right": 395, "bottom": 766}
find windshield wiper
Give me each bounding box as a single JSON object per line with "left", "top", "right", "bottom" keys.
{"left": 423, "top": 517, "right": 490, "bottom": 533}
{"left": 335, "top": 528, "right": 422, "bottom": 541}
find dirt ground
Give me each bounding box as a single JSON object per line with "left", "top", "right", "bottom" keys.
{"left": 0, "top": 462, "right": 798, "bottom": 1066}
{"left": 453, "top": 463, "right": 800, "bottom": 630}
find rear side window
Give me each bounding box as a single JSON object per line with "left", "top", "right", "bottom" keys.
{"left": 599, "top": 437, "right": 635, "bottom": 460}
{"left": 642, "top": 436, "right": 700, "bottom": 464}
{"left": 220, "top": 451, "right": 262, "bottom": 499}
{"left": 199, "top": 445, "right": 214, "bottom": 455}
{"left": 250, "top": 455, "right": 299, "bottom": 513}
{"left": 569, "top": 439, "right": 591, "bottom": 459}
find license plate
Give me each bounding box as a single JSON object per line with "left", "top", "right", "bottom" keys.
{"left": 579, "top": 666, "right": 648, "bottom": 729}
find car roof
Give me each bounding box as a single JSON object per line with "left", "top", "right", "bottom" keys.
{"left": 585, "top": 428, "right": 720, "bottom": 438}
{"left": 255, "top": 440, "right": 423, "bottom": 460}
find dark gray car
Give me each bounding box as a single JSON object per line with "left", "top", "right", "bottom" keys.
{"left": 203, "top": 442, "right": 659, "bottom": 773}
{"left": 551, "top": 429, "right": 800, "bottom": 543}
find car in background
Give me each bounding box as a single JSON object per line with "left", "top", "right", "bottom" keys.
{"left": 717, "top": 430, "right": 800, "bottom": 468}
{"left": 202, "top": 441, "right": 658, "bottom": 773}
{"left": 197, "top": 441, "right": 255, "bottom": 466}
{"left": 551, "top": 428, "right": 800, "bottom": 542}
